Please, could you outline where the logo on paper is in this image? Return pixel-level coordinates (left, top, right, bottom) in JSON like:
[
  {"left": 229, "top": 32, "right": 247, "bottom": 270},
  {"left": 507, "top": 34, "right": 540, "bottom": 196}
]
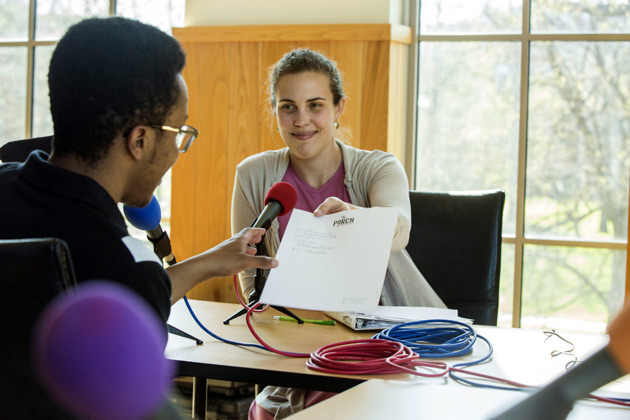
[{"left": 333, "top": 215, "right": 355, "bottom": 227}]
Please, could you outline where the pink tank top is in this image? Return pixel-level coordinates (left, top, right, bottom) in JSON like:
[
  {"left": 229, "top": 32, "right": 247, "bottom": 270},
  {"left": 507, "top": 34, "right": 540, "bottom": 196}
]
[{"left": 278, "top": 162, "right": 351, "bottom": 240}]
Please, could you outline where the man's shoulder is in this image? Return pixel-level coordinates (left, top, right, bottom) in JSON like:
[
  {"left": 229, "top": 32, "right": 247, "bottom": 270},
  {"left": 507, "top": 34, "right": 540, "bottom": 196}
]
[{"left": 0, "top": 161, "right": 20, "bottom": 178}]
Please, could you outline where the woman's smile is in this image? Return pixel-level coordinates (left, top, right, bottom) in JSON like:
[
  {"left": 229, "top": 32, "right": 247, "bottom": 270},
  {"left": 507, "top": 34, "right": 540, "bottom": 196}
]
[{"left": 292, "top": 130, "right": 318, "bottom": 140}]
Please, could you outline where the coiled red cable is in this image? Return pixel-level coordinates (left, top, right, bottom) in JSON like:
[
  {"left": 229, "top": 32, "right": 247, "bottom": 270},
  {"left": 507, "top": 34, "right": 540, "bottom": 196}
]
[{"left": 307, "top": 339, "right": 449, "bottom": 377}]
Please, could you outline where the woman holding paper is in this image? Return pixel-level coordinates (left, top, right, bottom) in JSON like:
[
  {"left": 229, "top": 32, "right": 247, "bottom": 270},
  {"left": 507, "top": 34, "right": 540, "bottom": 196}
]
[
  {"left": 231, "top": 48, "right": 446, "bottom": 420},
  {"left": 232, "top": 48, "right": 444, "bottom": 307}
]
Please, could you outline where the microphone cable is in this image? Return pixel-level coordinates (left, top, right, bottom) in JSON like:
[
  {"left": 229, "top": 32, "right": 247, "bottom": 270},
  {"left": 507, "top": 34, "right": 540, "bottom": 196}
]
[
  {"left": 244, "top": 302, "right": 310, "bottom": 357},
  {"left": 183, "top": 296, "right": 630, "bottom": 408},
  {"left": 372, "top": 320, "right": 539, "bottom": 391},
  {"left": 306, "top": 338, "right": 448, "bottom": 376},
  {"left": 305, "top": 320, "right": 496, "bottom": 380},
  {"left": 372, "top": 319, "right": 479, "bottom": 358},
  {"left": 179, "top": 275, "right": 304, "bottom": 354},
  {"left": 374, "top": 321, "right": 630, "bottom": 407},
  {"left": 184, "top": 286, "right": 517, "bottom": 381},
  {"left": 182, "top": 295, "right": 269, "bottom": 351},
  {"left": 371, "top": 320, "right": 527, "bottom": 390},
  {"left": 233, "top": 274, "right": 268, "bottom": 314},
  {"left": 181, "top": 284, "right": 630, "bottom": 408}
]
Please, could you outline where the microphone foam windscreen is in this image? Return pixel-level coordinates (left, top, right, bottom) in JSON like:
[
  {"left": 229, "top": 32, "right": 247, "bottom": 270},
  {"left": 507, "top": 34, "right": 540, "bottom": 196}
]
[
  {"left": 123, "top": 195, "right": 161, "bottom": 231},
  {"left": 264, "top": 182, "right": 298, "bottom": 216},
  {"left": 32, "top": 281, "right": 173, "bottom": 420}
]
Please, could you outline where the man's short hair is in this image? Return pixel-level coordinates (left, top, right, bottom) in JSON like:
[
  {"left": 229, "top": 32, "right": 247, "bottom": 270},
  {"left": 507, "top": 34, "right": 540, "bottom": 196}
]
[{"left": 48, "top": 17, "right": 186, "bottom": 164}]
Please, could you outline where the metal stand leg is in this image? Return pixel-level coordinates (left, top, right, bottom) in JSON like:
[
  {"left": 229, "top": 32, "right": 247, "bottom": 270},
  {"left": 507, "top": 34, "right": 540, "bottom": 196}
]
[
  {"left": 168, "top": 323, "right": 203, "bottom": 345},
  {"left": 224, "top": 248, "right": 303, "bottom": 325},
  {"left": 223, "top": 299, "right": 303, "bottom": 325}
]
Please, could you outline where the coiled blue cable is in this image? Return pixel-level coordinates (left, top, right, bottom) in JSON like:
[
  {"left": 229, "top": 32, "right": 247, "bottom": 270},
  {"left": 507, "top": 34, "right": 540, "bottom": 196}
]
[
  {"left": 372, "top": 319, "right": 479, "bottom": 358},
  {"left": 371, "top": 319, "right": 526, "bottom": 391}
]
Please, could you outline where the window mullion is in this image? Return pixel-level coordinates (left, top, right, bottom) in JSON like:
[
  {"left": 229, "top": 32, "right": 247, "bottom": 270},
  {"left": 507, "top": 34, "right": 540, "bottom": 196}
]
[
  {"left": 511, "top": 0, "right": 533, "bottom": 328},
  {"left": 24, "top": 0, "right": 37, "bottom": 138}
]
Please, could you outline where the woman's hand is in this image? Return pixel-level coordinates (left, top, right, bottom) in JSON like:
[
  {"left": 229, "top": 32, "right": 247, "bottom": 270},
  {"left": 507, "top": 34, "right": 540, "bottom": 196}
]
[{"left": 313, "top": 197, "right": 359, "bottom": 216}]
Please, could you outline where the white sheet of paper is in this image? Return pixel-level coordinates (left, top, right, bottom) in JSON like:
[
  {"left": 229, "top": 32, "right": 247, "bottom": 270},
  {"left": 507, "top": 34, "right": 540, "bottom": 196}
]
[{"left": 260, "top": 207, "right": 398, "bottom": 311}]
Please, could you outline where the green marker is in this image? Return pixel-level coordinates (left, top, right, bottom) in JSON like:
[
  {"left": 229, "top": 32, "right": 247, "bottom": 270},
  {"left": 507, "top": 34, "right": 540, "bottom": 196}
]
[{"left": 273, "top": 315, "right": 335, "bottom": 326}]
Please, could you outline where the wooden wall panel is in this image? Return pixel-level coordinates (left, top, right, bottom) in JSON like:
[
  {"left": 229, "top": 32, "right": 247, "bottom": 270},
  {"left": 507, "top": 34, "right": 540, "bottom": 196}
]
[
  {"left": 172, "top": 24, "right": 411, "bottom": 302},
  {"left": 176, "top": 24, "right": 411, "bottom": 43},
  {"left": 172, "top": 42, "right": 232, "bottom": 300},
  {"left": 329, "top": 41, "right": 363, "bottom": 148},
  {"left": 360, "top": 41, "right": 391, "bottom": 152}
]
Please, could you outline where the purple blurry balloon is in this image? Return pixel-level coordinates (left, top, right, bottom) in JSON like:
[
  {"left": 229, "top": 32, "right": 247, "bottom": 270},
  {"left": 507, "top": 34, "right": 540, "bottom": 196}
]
[{"left": 32, "top": 281, "right": 173, "bottom": 420}]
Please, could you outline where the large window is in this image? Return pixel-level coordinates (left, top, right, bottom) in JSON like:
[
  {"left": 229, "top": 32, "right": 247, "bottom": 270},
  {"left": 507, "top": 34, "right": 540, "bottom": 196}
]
[
  {"left": 0, "top": 0, "right": 185, "bottom": 230},
  {"left": 413, "top": 0, "right": 630, "bottom": 331}
]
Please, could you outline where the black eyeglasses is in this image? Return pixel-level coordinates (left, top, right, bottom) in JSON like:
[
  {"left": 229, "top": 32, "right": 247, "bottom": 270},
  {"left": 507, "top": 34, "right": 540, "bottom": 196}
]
[{"left": 152, "top": 124, "right": 199, "bottom": 153}]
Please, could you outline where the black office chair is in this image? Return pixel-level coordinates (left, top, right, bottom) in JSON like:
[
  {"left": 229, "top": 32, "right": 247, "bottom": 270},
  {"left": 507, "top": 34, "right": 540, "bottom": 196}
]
[
  {"left": 0, "top": 237, "right": 77, "bottom": 419},
  {"left": 0, "top": 135, "right": 53, "bottom": 162},
  {"left": 406, "top": 190, "right": 505, "bottom": 326}
]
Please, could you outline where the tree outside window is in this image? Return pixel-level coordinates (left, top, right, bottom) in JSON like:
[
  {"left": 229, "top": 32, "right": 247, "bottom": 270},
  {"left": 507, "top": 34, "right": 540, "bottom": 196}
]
[{"left": 416, "top": 0, "right": 629, "bottom": 331}]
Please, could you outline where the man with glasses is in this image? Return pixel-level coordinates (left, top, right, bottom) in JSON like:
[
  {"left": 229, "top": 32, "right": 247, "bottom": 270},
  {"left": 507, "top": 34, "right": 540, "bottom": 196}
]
[
  {"left": 0, "top": 17, "right": 278, "bottom": 328},
  {"left": 1, "top": 17, "right": 279, "bottom": 418}
]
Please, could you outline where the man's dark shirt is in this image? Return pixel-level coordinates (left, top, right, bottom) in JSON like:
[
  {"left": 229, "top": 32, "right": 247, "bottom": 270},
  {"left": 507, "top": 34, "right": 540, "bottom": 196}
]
[
  {"left": 0, "top": 151, "right": 173, "bottom": 419},
  {"left": 0, "top": 151, "right": 172, "bottom": 323}
]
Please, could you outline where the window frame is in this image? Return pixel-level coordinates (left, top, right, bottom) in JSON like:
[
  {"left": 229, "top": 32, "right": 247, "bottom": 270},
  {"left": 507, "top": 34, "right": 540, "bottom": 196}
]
[
  {"left": 0, "top": 0, "right": 180, "bottom": 235},
  {"left": 0, "top": 1, "right": 116, "bottom": 140},
  {"left": 407, "top": 0, "right": 630, "bottom": 328}
]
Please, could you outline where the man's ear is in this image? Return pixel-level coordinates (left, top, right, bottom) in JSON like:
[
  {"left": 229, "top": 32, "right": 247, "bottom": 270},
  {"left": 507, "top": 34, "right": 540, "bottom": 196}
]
[{"left": 125, "top": 126, "right": 151, "bottom": 161}]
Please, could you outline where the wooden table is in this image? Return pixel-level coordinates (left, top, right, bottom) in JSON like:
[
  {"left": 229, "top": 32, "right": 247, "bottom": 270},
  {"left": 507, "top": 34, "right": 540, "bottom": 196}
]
[
  {"left": 165, "top": 299, "right": 629, "bottom": 419},
  {"left": 286, "top": 378, "right": 630, "bottom": 420},
  {"left": 166, "top": 299, "right": 378, "bottom": 418}
]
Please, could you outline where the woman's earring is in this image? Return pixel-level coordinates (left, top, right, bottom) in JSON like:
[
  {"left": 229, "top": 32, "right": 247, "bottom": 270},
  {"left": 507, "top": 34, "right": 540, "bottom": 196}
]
[{"left": 334, "top": 121, "right": 340, "bottom": 129}]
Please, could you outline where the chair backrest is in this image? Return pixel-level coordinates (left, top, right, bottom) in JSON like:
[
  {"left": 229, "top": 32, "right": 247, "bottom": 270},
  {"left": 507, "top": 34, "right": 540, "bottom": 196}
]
[
  {"left": 0, "top": 238, "right": 77, "bottom": 419},
  {"left": 406, "top": 190, "right": 505, "bottom": 326},
  {"left": 0, "top": 135, "right": 53, "bottom": 163}
]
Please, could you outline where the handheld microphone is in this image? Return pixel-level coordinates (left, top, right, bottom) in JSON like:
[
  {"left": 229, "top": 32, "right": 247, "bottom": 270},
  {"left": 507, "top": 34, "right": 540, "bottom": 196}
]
[
  {"left": 488, "top": 302, "right": 630, "bottom": 420},
  {"left": 32, "top": 281, "right": 179, "bottom": 420},
  {"left": 222, "top": 182, "right": 302, "bottom": 324},
  {"left": 123, "top": 197, "right": 204, "bottom": 344},
  {"left": 250, "top": 182, "right": 296, "bottom": 300},
  {"left": 252, "top": 182, "right": 298, "bottom": 230},
  {"left": 123, "top": 196, "right": 176, "bottom": 265}
]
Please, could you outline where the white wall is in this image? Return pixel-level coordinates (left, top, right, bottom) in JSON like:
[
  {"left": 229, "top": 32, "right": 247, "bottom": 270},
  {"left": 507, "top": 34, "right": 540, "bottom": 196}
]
[{"left": 184, "top": 0, "right": 406, "bottom": 26}]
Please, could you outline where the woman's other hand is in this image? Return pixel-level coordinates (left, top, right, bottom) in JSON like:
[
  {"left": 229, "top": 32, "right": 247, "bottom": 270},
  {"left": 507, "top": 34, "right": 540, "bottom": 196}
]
[{"left": 313, "top": 197, "right": 358, "bottom": 216}]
